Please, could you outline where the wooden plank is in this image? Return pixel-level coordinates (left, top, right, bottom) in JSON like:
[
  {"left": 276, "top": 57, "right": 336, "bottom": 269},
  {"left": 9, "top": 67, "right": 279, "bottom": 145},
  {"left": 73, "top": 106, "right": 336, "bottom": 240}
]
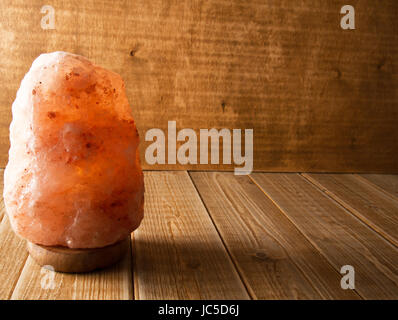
[
  {"left": 250, "top": 173, "right": 398, "bottom": 300},
  {"left": 359, "top": 174, "right": 398, "bottom": 199},
  {"left": 303, "top": 174, "right": 398, "bottom": 247},
  {"left": 190, "top": 172, "right": 360, "bottom": 299},
  {"left": 11, "top": 240, "right": 133, "bottom": 300},
  {"left": 133, "top": 171, "right": 249, "bottom": 299},
  {"left": 0, "top": 215, "right": 28, "bottom": 299},
  {"left": 0, "top": 1, "right": 397, "bottom": 172}
]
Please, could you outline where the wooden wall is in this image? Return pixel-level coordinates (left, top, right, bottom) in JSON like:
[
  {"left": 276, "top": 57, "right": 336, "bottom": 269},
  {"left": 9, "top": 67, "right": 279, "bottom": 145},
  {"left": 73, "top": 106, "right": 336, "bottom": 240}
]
[{"left": 0, "top": 0, "right": 397, "bottom": 172}]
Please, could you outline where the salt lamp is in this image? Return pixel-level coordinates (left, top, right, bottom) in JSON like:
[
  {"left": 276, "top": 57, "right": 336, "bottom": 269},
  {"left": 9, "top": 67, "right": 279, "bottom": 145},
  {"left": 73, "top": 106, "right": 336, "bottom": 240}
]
[{"left": 3, "top": 52, "right": 144, "bottom": 272}]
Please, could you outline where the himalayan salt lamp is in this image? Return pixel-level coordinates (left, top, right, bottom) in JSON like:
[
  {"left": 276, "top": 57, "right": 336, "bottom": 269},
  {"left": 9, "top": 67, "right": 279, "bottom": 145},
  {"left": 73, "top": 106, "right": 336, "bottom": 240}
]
[{"left": 3, "top": 52, "right": 144, "bottom": 272}]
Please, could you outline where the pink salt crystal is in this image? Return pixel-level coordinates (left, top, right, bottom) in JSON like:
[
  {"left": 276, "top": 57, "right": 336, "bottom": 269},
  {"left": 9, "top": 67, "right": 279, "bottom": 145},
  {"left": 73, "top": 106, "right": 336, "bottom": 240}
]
[{"left": 3, "top": 52, "right": 144, "bottom": 248}]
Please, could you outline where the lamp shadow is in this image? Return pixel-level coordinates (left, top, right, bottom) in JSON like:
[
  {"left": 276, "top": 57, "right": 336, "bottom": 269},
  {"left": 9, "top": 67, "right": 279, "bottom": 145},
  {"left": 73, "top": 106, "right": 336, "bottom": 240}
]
[{"left": 129, "top": 237, "right": 250, "bottom": 299}]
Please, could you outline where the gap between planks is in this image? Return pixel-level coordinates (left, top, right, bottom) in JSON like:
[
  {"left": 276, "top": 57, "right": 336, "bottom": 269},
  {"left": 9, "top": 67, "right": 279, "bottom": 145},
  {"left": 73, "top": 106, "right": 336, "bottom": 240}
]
[
  {"left": 132, "top": 171, "right": 250, "bottom": 299},
  {"left": 249, "top": 173, "right": 398, "bottom": 299},
  {"left": 356, "top": 174, "right": 398, "bottom": 200},
  {"left": 3, "top": 171, "right": 249, "bottom": 300},
  {"left": 190, "top": 172, "right": 361, "bottom": 300},
  {"left": 188, "top": 172, "right": 255, "bottom": 299},
  {"left": 11, "top": 240, "right": 133, "bottom": 300},
  {"left": 2, "top": 171, "right": 397, "bottom": 299},
  {"left": 301, "top": 173, "right": 398, "bottom": 248}
]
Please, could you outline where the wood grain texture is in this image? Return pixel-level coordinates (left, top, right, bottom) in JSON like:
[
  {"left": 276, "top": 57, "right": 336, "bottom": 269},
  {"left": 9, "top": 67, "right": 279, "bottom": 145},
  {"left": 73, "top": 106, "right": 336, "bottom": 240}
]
[
  {"left": 0, "top": 169, "right": 29, "bottom": 299},
  {"left": 11, "top": 239, "right": 133, "bottom": 300},
  {"left": 359, "top": 174, "right": 398, "bottom": 199},
  {"left": 0, "top": 215, "right": 28, "bottom": 299},
  {"left": 303, "top": 174, "right": 398, "bottom": 247},
  {"left": 133, "top": 171, "right": 249, "bottom": 299},
  {"left": 190, "top": 172, "right": 360, "bottom": 299},
  {"left": 250, "top": 173, "right": 398, "bottom": 299},
  {"left": 0, "top": 0, "right": 397, "bottom": 172}
]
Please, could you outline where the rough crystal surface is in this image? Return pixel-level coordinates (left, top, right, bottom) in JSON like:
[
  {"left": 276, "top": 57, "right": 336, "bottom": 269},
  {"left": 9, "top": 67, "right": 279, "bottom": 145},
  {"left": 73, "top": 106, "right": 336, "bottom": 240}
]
[{"left": 3, "top": 52, "right": 144, "bottom": 248}]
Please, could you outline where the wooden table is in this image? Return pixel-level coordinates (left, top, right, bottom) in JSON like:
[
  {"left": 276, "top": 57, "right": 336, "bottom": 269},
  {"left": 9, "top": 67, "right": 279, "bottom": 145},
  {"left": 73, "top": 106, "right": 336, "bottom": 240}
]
[{"left": 0, "top": 170, "right": 397, "bottom": 300}]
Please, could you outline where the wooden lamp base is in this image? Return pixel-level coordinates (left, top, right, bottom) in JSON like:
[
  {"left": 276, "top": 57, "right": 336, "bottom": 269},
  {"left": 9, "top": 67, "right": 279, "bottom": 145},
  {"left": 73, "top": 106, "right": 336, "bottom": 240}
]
[{"left": 27, "top": 237, "right": 129, "bottom": 273}]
